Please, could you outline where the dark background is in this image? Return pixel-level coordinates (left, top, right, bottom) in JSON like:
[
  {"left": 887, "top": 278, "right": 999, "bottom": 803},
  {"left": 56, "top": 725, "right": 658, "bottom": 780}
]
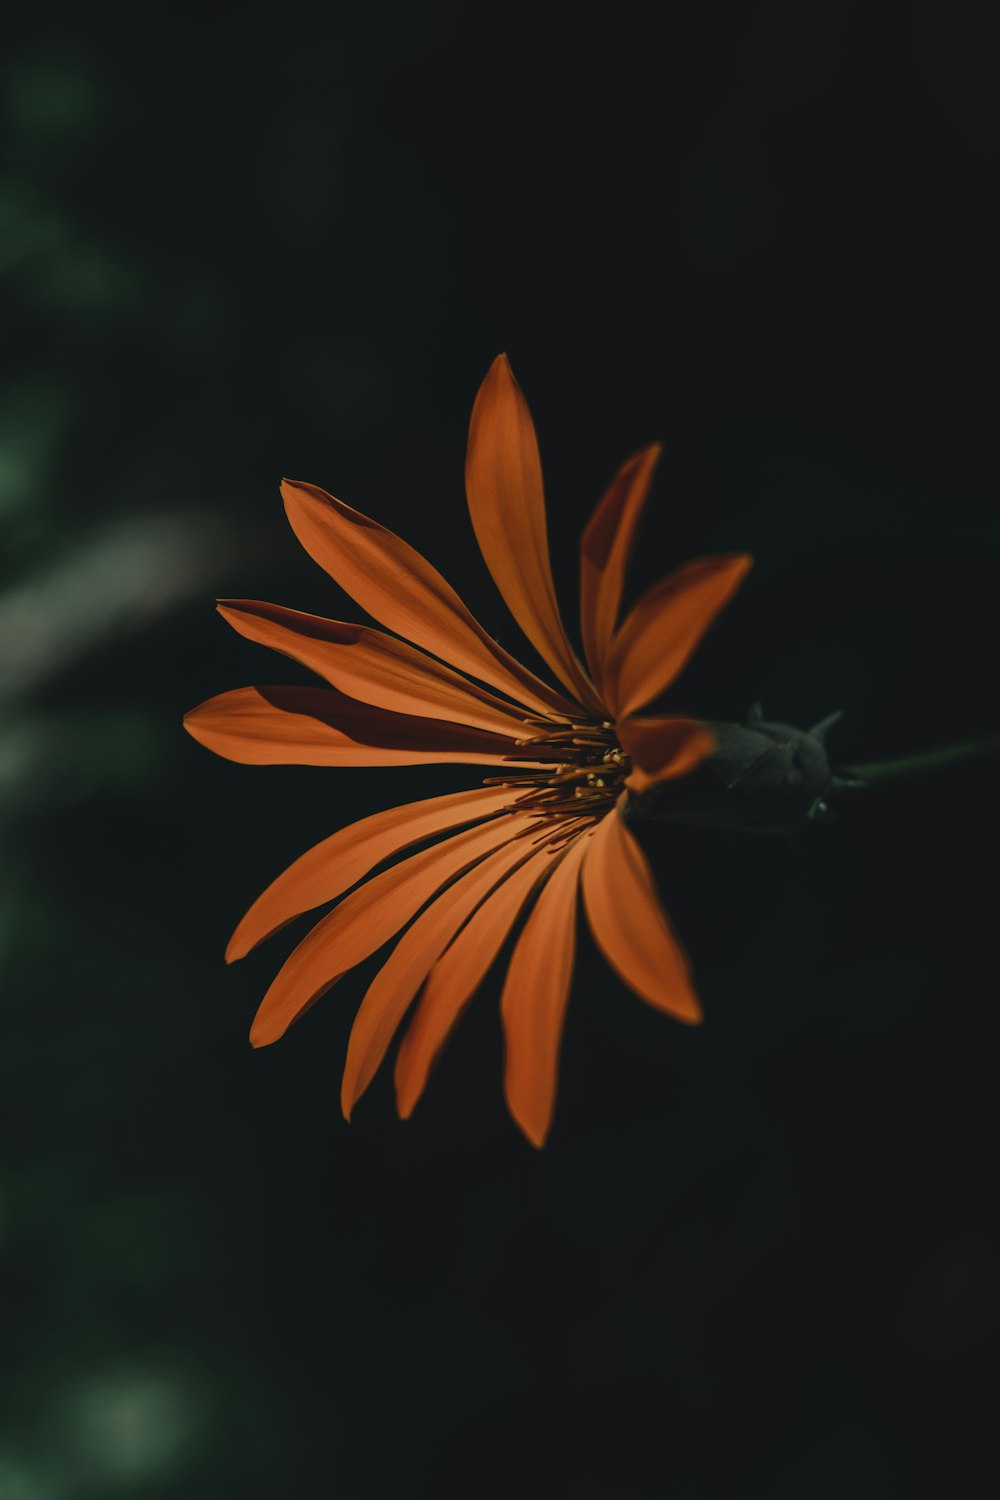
[{"left": 2, "top": 3, "right": 997, "bottom": 1496}]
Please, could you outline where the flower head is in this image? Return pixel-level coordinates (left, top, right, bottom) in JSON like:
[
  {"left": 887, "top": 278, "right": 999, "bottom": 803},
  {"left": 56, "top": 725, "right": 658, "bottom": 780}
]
[{"left": 184, "top": 356, "right": 751, "bottom": 1145}]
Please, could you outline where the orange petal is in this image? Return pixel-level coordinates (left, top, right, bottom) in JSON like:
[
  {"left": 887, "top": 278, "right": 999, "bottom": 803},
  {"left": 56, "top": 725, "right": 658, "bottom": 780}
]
[
  {"left": 281, "top": 479, "right": 577, "bottom": 719},
  {"left": 249, "top": 815, "right": 527, "bottom": 1048},
  {"left": 617, "top": 716, "right": 715, "bottom": 795},
  {"left": 581, "top": 801, "right": 701, "bottom": 1023},
  {"left": 394, "top": 842, "right": 557, "bottom": 1119},
  {"left": 579, "top": 443, "right": 661, "bottom": 693},
  {"left": 183, "top": 686, "right": 550, "bottom": 768},
  {"left": 227, "top": 785, "right": 516, "bottom": 963},
  {"left": 500, "top": 833, "right": 590, "bottom": 1148},
  {"left": 341, "top": 826, "right": 534, "bottom": 1118},
  {"left": 465, "top": 356, "right": 603, "bottom": 714},
  {"left": 603, "top": 554, "right": 752, "bottom": 719},
  {"left": 217, "top": 601, "right": 536, "bottom": 737}
]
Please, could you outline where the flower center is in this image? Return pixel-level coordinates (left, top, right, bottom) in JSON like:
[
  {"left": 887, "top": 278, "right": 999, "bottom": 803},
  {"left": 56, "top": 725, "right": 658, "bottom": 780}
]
[{"left": 483, "top": 716, "right": 631, "bottom": 836}]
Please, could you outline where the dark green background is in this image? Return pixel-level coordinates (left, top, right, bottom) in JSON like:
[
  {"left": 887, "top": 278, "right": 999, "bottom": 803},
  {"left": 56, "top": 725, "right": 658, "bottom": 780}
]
[{"left": 3, "top": 3, "right": 997, "bottom": 1496}]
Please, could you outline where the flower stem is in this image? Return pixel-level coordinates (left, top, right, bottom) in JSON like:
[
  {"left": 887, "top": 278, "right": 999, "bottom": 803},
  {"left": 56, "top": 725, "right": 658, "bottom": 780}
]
[{"left": 838, "top": 732, "right": 1000, "bottom": 788}]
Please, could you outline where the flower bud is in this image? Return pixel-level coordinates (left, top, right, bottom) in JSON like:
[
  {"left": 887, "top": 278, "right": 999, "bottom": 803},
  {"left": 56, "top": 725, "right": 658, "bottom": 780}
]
[{"left": 626, "top": 717, "right": 834, "bottom": 834}]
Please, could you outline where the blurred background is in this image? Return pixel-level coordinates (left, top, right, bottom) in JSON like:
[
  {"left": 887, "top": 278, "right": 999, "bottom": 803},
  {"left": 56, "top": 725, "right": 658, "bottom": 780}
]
[{"left": 2, "top": 3, "right": 998, "bottom": 1495}]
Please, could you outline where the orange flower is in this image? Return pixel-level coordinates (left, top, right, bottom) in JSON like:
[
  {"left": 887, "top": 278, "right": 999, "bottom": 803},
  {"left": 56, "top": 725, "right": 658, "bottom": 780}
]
[{"left": 184, "top": 356, "right": 751, "bottom": 1145}]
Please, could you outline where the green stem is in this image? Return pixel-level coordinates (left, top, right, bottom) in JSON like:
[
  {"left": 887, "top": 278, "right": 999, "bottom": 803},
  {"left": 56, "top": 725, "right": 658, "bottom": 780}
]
[{"left": 839, "top": 732, "right": 1000, "bottom": 787}]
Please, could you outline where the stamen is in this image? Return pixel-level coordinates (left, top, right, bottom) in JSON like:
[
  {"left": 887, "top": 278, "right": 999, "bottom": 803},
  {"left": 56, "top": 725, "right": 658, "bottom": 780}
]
[{"left": 487, "top": 713, "right": 631, "bottom": 830}]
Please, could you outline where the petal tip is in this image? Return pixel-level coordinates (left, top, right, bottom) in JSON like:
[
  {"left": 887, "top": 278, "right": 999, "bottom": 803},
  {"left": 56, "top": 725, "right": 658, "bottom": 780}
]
[
  {"left": 341, "top": 1066, "right": 357, "bottom": 1122},
  {"left": 484, "top": 351, "right": 517, "bottom": 393},
  {"left": 503, "top": 1086, "right": 547, "bottom": 1146},
  {"left": 249, "top": 1007, "right": 282, "bottom": 1048},
  {"left": 516, "top": 1117, "right": 548, "bottom": 1149},
  {"left": 280, "top": 477, "right": 312, "bottom": 511}
]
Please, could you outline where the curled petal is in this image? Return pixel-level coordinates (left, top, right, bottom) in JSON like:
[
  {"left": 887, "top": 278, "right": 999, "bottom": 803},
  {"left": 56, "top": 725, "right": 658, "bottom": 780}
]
[
  {"left": 466, "top": 356, "right": 602, "bottom": 714},
  {"left": 581, "top": 801, "right": 701, "bottom": 1023},
  {"left": 617, "top": 716, "right": 714, "bottom": 795},
  {"left": 395, "top": 842, "right": 557, "bottom": 1119},
  {"left": 250, "top": 816, "right": 527, "bottom": 1048},
  {"left": 579, "top": 443, "right": 661, "bottom": 693},
  {"left": 603, "top": 554, "right": 752, "bottom": 719},
  {"left": 501, "top": 833, "right": 590, "bottom": 1148},
  {"left": 217, "top": 601, "right": 533, "bottom": 737},
  {"left": 227, "top": 786, "right": 515, "bottom": 963},
  {"left": 281, "top": 479, "right": 576, "bottom": 718},
  {"left": 341, "top": 828, "right": 534, "bottom": 1118},
  {"left": 183, "top": 686, "right": 550, "bottom": 768}
]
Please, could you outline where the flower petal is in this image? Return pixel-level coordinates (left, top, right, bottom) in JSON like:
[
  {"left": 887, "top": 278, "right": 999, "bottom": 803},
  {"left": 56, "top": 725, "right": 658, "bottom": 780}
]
[
  {"left": 249, "top": 816, "right": 526, "bottom": 1048},
  {"left": 603, "top": 554, "right": 753, "bottom": 719},
  {"left": 183, "top": 686, "right": 549, "bottom": 768},
  {"left": 227, "top": 786, "right": 515, "bottom": 963},
  {"left": 617, "top": 716, "right": 715, "bottom": 795},
  {"left": 217, "top": 600, "right": 533, "bottom": 737},
  {"left": 465, "top": 356, "right": 603, "bottom": 714},
  {"left": 281, "top": 479, "right": 577, "bottom": 718},
  {"left": 500, "top": 832, "right": 590, "bottom": 1148},
  {"left": 579, "top": 443, "right": 661, "bottom": 693},
  {"left": 581, "top": 801, "right": 701, "bottom": 1023},
  {"left": 341, "top": 826, "right": 534, "bottom": 1119},
  {"left": 394, "top": 842, "right": 557, "bottom": 1119}
]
